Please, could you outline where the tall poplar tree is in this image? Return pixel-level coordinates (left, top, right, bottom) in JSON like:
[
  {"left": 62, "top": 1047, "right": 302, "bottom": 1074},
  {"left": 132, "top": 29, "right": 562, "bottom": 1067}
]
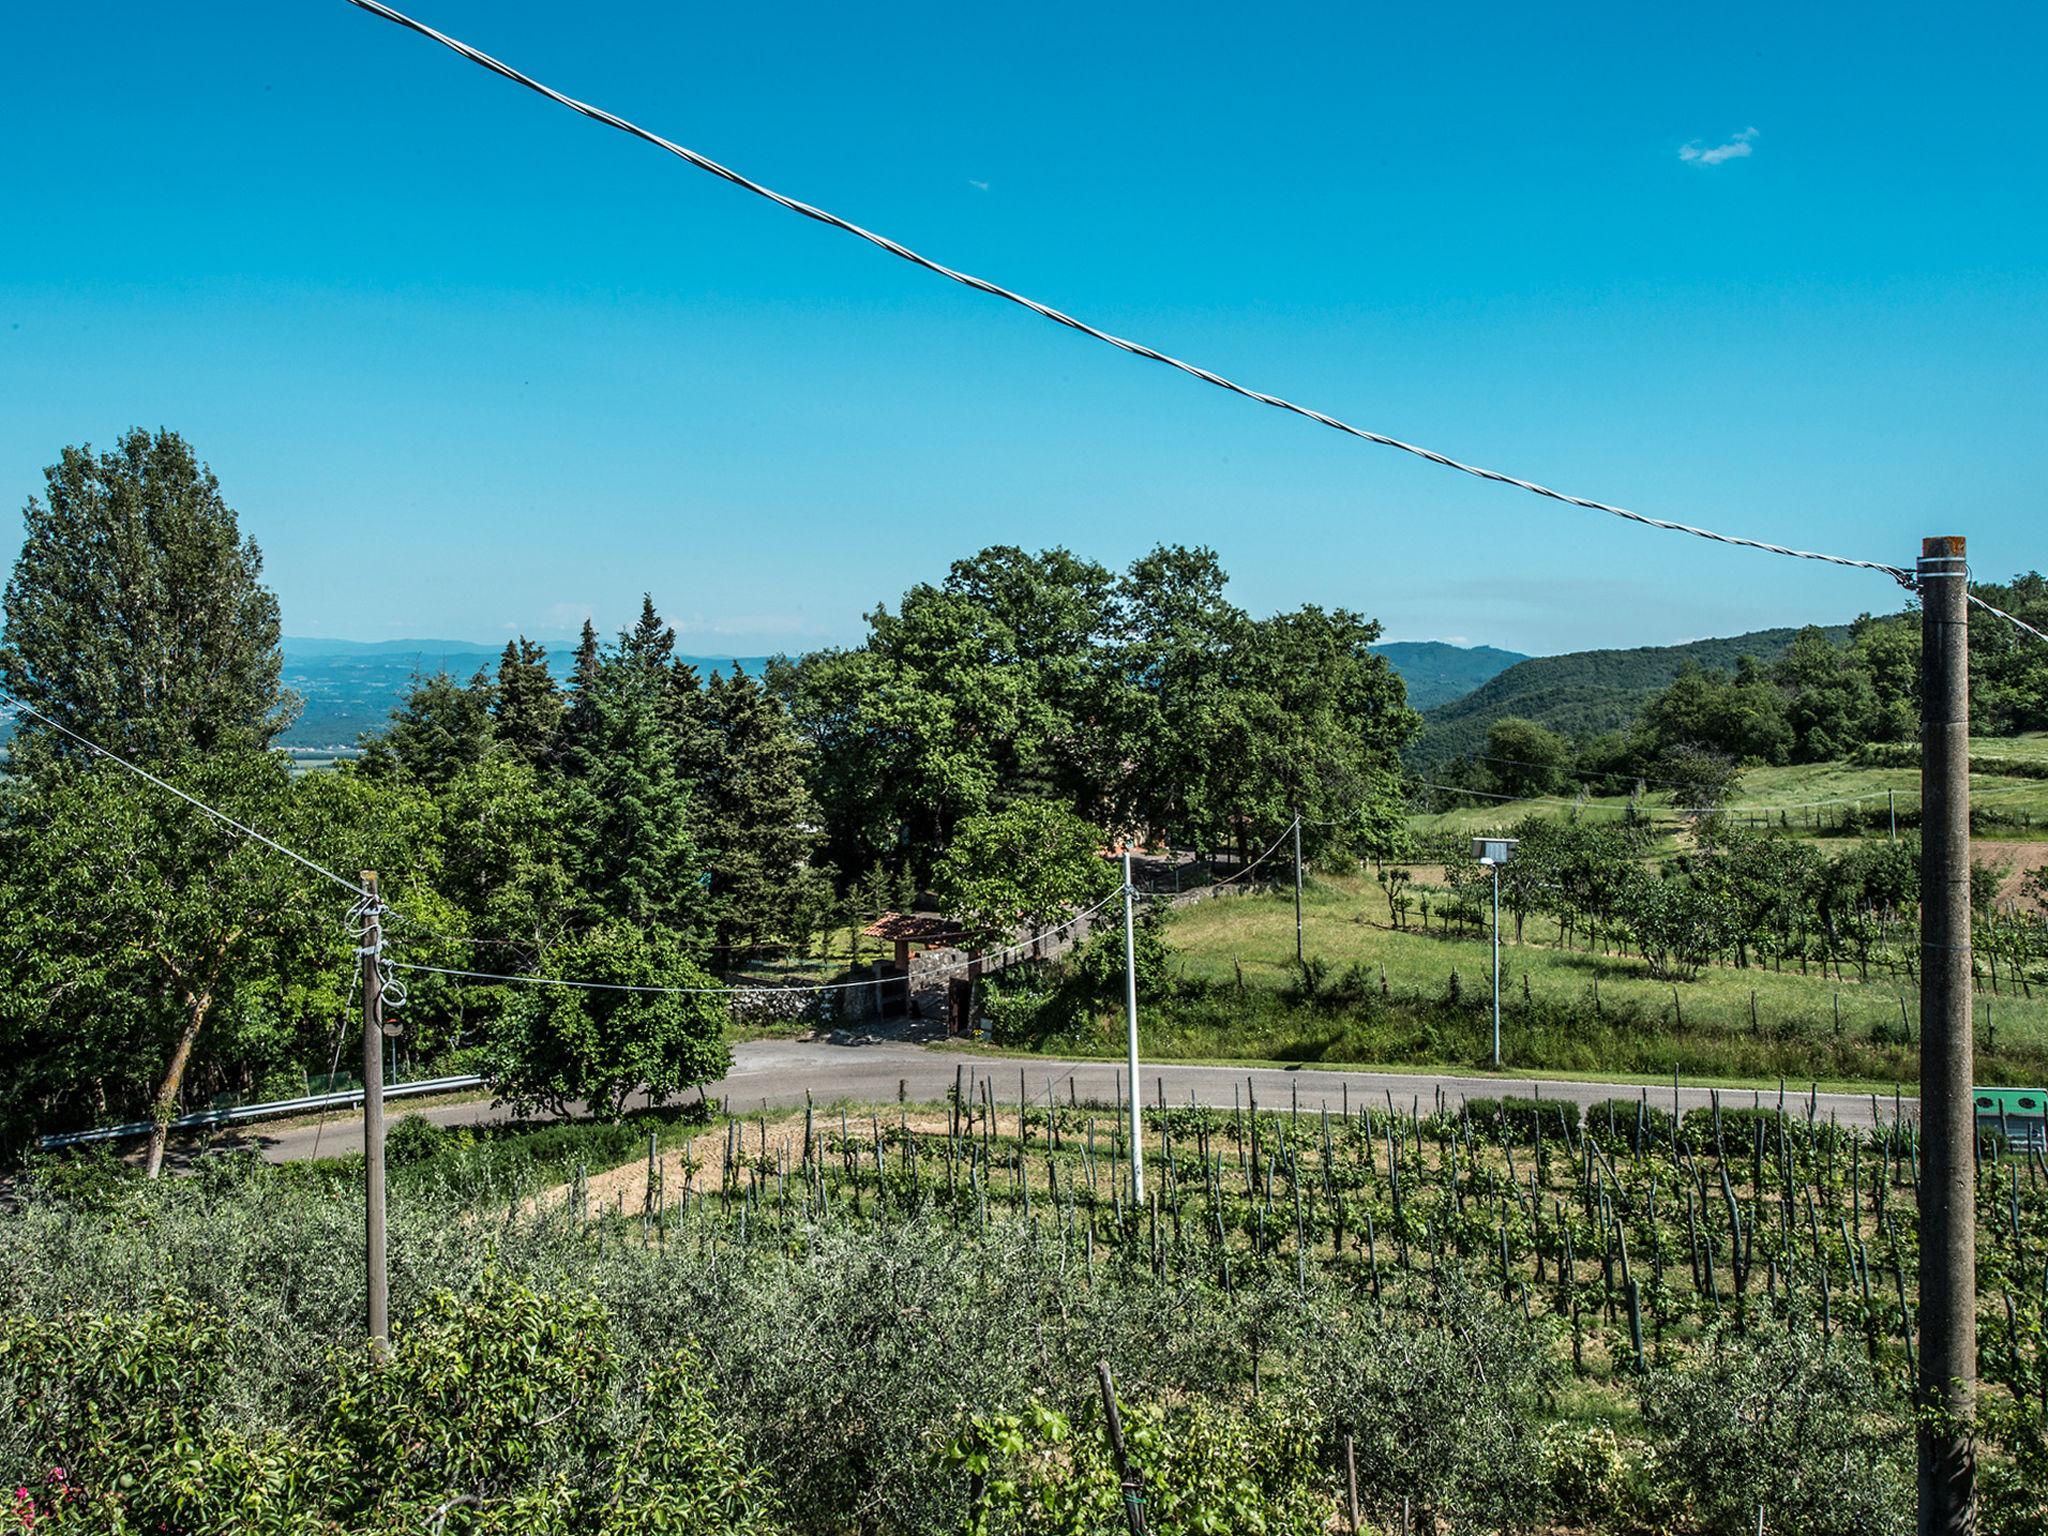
[{"left": 1, "top": 428, "right": 296, "bottom": 775}]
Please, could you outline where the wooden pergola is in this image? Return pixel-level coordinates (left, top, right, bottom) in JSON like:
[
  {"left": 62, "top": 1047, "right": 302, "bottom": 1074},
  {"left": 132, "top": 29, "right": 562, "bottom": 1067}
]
[{"left": 859, "top": 911, "right": 970, "bottom": 971}]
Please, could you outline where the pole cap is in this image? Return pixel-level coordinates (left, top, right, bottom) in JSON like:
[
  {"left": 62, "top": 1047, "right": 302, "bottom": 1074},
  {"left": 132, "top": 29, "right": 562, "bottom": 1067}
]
[{"left": 1920, "top": 536, "right": 1965, "bottom": 559}]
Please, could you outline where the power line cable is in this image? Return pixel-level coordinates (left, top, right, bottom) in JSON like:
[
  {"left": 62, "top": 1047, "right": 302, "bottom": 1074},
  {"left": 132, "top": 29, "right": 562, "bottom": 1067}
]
[
  {"left": 0, "top": 687, "right": 375, "bottom": 902},
  {"left": 1968, "top": 592, "right": 2048, "bottom": 648},
  {"left": 1449, "top": 752, "right": 1704, "bottom": 792},
  {"left": 388, "top": 886, "right": 1128, "bottom": 997},
  {"left": 1404, "top": 776, "right": 2024, "bottom": 816},
  {"left": 342, "top": 0, "right": 1917, "bottom": 590}
]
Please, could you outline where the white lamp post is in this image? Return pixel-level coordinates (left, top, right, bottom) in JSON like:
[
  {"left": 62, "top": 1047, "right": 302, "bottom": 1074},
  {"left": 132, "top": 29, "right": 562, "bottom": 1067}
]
[{"left": 1472, "top": 837, "right": 1517, "bottom": 1069}]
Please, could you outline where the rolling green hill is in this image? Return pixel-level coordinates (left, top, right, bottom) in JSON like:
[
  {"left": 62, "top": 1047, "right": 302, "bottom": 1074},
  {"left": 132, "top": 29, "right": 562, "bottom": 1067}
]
[
  {"left": 1408, "top": 625, "right": 1850, "bottom": 765},
  {"left": 1370, "top": 640, "right": 1528, "bottom": 711}
]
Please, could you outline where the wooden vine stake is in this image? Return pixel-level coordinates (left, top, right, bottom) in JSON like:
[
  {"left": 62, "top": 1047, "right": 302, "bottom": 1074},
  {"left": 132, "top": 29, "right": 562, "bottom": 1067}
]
[{"left": 1096, "top": 1360, "right": 1147, "bottom": 1536}]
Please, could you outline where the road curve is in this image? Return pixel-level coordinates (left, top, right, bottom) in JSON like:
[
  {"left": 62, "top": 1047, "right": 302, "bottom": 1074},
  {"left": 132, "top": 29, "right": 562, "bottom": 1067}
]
[{"left": 242, "top": 1038, "right": 1918, "bottom": 1164}]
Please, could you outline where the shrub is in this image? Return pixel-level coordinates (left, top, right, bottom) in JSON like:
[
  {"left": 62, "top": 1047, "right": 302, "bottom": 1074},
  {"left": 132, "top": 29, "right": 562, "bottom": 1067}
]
[
  {"left": 384, "top": 1110, "right": 453, "bottom": 1166},
  {"left": 1461, "top": 1096, "right": 1550, "bottom": 1139},
  {"left": 327, "top": 1267, "right": 616, "bottom": 1521},
  {"left": 977, "top": 969, "right": 1074, "bottom": 1047},
  {"left": 1, "top": 1269, "right": 781, "bottom": 1536},
  {"left": 1540, "top": 1420, "right": 1657, "bottom": 1533},
  {"left": 1305, "top": 1275, "right": 1555, "bottom": 1534},
  {"left": 945, "top": 1389, "right": 1332, "bottom": 1536},
  {"left": 1582, "top": 1097, "right": 1674, "bottom": 1154},
  {"left": 1638, "top": 1326, "right": 1912, "bottom": 1536},
  {"left": 0, "top": 1295, "right": 338, "bottom": 1535}
]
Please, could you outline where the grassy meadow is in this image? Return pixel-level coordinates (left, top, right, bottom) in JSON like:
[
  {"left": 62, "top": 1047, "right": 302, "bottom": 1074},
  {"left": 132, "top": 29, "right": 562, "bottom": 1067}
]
[
  {"left": 1409, "top": 736, "right": 2048, "bottom": 846},
  {"left": 1068, "top": 876, "right": 2045, "bottom": 1090}
]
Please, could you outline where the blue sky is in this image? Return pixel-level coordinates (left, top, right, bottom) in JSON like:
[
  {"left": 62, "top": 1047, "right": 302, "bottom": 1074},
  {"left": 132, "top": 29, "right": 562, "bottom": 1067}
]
[{"left": 3, "top": 0, "right": 2042, "bottom": 657}]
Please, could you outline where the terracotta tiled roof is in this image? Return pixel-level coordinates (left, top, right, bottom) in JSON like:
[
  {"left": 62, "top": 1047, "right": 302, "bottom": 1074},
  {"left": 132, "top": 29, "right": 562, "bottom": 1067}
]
[{"left": 859, "top": 911, "right": 969, "bottom": 944}]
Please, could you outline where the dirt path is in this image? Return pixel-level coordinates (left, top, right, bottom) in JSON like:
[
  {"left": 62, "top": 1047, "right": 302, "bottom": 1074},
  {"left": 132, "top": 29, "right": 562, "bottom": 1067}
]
[
  {"left": 547, "top": 1107, "right": 959, "bottom": 1216},
  {"left": 1983, "top": 841, "right": 2048, "bottom": 912}
]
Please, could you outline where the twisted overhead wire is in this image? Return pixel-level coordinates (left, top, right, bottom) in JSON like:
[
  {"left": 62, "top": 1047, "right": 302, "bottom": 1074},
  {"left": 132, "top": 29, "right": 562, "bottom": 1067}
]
[
  {"left": 342, "top": 0, "right": 1915, "bottom": 589},
  {"left": 1969, "top": 592, "right": 2048, "bottom": 648},
  {"left": 348, "top": 893, "right": 410, "bottom": 1012}
]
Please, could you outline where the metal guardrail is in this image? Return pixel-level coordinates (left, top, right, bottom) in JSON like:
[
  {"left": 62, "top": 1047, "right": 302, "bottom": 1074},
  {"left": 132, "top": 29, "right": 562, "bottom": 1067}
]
[{"left": 36, "top": 1074, "right": 487, "bottom": 1151}]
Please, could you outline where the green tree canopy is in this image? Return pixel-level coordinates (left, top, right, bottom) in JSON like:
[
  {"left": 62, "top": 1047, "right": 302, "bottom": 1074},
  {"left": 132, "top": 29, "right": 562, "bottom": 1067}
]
[
  {"left": 557, "top": 599, "right": 705, "bottom": 935},
  {"left": 1639, "top": 660, "right": 1792, "bottom": 767},
  {"left": 933, "top": 799, "right": 1118, "bottom": 951},
  {"left": 1, "top": 428, "right": 296, "bottom": 775},
  {"left": 0, "top": 754, "right": 447, "bottom": 1170},
  {"left": 355, "top": 668, "right": 494, "bottom": 789},
  {"left": 776, "top": 544, "right": 1419, "bottom": 879},
  {"left": 1483, "top": 717, "right": 1572, "bottom": 799},
  {"left": 491, "top": 636, "right": 562, "bottom": 764},
  {"left": 483, "top": 925, "right": 730, "bottom": 1120},
  {"left": 697, "top": 666, "right": 831, "bottom": 957}
]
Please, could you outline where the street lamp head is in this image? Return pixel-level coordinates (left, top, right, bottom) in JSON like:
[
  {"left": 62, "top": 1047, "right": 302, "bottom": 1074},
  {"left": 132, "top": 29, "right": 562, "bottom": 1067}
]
[{"left": 1472, "top": 836, "right": 1518, "bottom": 866}]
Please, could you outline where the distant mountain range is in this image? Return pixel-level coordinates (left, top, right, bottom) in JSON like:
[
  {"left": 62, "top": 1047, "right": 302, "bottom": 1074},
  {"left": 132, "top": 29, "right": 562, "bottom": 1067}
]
[
  {"left": 7, "top": 629, "right": 1845, "bottom": 760},
  {"left": 279, "top": 637, "right": 769, "bottom": 749},
  {"left": 1370, "top": 641, "right": 1529, "bottom": 712},
  {"left": 277, "top": 635, "right": 1529, "bottom": 751},
  {"left": 1407, "top": 625, "right": 1851, "bottom": 766}
]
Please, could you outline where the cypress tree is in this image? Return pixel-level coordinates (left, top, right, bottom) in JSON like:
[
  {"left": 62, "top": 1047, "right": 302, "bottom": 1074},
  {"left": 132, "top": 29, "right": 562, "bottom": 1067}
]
[
  {"left": 492, "top": 636, "right": 561, "bottom": 764},
  {"left": 700, "top": 666, "right": 830, "bottom": 956},
  {"left": 558, "top": 598, "right": 706, "bottom": 936},
  {"left": 356, "top": 669, "right": 494, "bottom": 789}
]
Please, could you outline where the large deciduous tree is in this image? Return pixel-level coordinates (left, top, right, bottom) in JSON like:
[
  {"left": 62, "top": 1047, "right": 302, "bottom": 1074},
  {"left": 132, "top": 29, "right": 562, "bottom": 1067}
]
[
  {"left": 4, "top": 755, "right": 310, "bottom": 1173},
  {"left": 933, "top": 800, "right": 1117, "bottom": 952},
  {"left": 1, "top": 428, "right": 296, "bottom": 774},
  {"left": 483, "top": 925, "right": 729, "bottom": 1120},
  {"left": 0, "top": 755, "right": 452, "bottom": 1166},
  {"left": 1484, "top": 717, "right": 1572, "bottom": 799}
]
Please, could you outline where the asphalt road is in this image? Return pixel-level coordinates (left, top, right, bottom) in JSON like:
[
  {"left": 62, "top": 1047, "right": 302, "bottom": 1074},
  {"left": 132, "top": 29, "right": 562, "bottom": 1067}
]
[{"left": 241, "top": 1038, "right": 1918, "bottom": 1163}]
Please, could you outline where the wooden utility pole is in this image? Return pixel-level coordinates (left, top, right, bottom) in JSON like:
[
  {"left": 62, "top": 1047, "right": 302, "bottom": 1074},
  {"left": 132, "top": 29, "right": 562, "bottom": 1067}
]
[
  {"left": 360, "top": 871, "right": 389, "bottom": 1356},
  {"left": 1915, "top": 536, "right": 1974, "bottom": 1533}
]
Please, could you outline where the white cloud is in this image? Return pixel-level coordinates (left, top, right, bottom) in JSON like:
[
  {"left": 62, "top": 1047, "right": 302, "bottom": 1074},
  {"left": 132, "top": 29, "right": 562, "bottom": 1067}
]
[
  {"left": 967, "top": 178, "right": 990, "bottom": 192},
  {"left": 1679, "top": 126, "right": 1758, "bottom": 166}
]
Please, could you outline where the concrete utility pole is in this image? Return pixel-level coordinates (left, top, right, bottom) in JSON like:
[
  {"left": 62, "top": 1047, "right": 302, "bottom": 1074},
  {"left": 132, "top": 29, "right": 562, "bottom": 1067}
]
[
  {"left": 1122, "top": 850, "right": 1145, "bottom": 1204},
  {"left": 1292, "top": 814, "right": 1305, "bottom": 967},
  {"left": 1489, "top": 858, "right": 1503, "bottom": 1070},
  {"left": 1472, "top": 837, "right": 1515, "bottom": 1070},
  {"left": 359, "top": 871, "right": 389, "bottom": 1356},
  {"left": 1915, "top": 536, "right": 1974, "bottom": 1534}
]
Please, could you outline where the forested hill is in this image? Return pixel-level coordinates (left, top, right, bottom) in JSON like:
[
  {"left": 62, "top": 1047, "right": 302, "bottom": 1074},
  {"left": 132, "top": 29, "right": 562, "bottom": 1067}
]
[
  {"left": 1369, "top": 641, "right": 1528, "bottom": 711},
  {"left": 1408, "top": 625, "right": 1850, "bottom": 765},
  {"left": 278, "top": 637, "right": 769, "bottom": 748}
]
